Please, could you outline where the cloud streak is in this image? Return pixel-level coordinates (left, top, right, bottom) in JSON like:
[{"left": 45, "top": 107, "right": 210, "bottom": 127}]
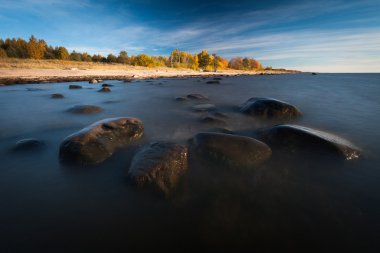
[{"left": 0, "top": 0, "right": 379, "bottom": 72}]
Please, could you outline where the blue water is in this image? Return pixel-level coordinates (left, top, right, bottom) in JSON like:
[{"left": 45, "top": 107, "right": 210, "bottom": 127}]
[{"left": 0, "top": 74, "right": 379, "bottom": 252}]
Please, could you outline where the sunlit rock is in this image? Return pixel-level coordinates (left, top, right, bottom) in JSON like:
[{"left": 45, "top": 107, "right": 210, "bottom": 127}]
[
  {"left": 257, "top": 124, "right": 361, "bottom": 160},
  {"left": 59, "top": 117, "right": 144, "bottom": 165}
]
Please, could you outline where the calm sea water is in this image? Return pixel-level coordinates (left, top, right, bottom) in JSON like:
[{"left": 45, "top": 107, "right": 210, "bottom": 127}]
[{"left": 0, "top": 74, "right": 379, "bottom": 252}]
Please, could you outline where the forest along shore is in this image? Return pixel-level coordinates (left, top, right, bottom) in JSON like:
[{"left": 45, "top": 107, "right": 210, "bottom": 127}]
[{"left": 0, "top": 67, "right": 299, "bottom": 85}]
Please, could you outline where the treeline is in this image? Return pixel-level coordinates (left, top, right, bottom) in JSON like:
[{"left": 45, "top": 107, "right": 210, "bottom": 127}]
[{"left": 0, "top": 35, "right": 264, "bottom": 71}]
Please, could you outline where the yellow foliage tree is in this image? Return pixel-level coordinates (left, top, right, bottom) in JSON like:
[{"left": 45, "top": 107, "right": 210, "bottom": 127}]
[{"left": 27, "top": 35, "right": 46, "bottom": 59}]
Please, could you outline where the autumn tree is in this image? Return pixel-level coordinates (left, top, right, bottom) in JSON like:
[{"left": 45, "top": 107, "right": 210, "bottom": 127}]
[
  {"left": 92, "top": 54, "right": 103, "bottom": 62},
  {"left": 70, "top": 51, "right": 82, "bottom": 61},
  {"left": 55, "top": 46, "right": 69, "bottom": 60},
  {"left": 197, "top": 50, "right": 212, "bottom": 70},
  {"left": 107, "top": 53, "right": 117, "bottom": 63},
  {"left": 228, "top": 57, "right": 244, "bottom": 70},
  {"left": 191, "top": 54, "right": 199, "bottom": 70},
  {"left": 132, "top": 54, "right": 154, "bottom": 67},
  {"left": 0, "top": 48, "right": 7, "bottom": 58},
  {"left": 249, "top": 58, "right": 262, "bottom": 70},
  {"left": 27, "top": 35, "right": 47, "bottom": 59},
  {"left": 81, "top": 52, "right": 92, "bottom": 62},
  {"left": 117, "top": 50, "right": 129, "bottom": 64}
]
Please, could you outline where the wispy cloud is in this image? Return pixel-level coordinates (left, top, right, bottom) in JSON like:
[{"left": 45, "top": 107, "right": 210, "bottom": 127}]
[{"left": 1, "top": 0, "right": 379, "bottom": 72}]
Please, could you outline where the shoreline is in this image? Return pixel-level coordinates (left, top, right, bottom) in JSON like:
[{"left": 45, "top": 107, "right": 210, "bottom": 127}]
[{"left": 0, "top": 67, "right": 300, "bottom": 85}]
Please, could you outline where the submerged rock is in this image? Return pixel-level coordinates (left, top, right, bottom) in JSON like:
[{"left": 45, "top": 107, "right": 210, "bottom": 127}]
[
  {"left": 11, "top": 138, "right": 45, "bottom": 152},
  {"left": 200, "top": 116, "right": 227, "bottom": 125},
  {"left": 257, "top": 124, "right": 361, "bottom": 160},
  {"left": 190, "top": 132, "right": 272, "bottom": 168},
  {"left": 240, "top": 97, "right": 301, "bottom": 120},
  {"left": 89, "top": 79, "right": 98, "bottom": 84},
  {"left": 67, "top": 105, "right": 103, "bottom": 114},
  {"left": 127, "top": 142, "right": 188, "bottom": 196},
  {"left": 213, "top": 112, "right": 228, "bottom": 118},
  {"left": 206, "top": 80, "right": 220, "bottom": 84},
  {"left": 187, "top": 94, "right": 208, "bottom": 100},
  {"left": 192, "top": 103, "right": 216, "bottom": 112},
  {"left": 102, "top": 83, "right": 114, "bottom": 87},
  {"left": 59, "top": 117, "right": 144, "bottom": 165},
  {"left": 98, "top": 87, "right": 111, "bottom": 92},
  {"left": 51, "top": 93, "right": 64, "bottom": 99},
  {"left": 26, "top": 87, "right": 45, "bottom": 91},
  {"left": 204, "top": 127, "right": 233, "bottom": 134},
  {"left": 175, "top": 96, "right": 188, "bottom": 101},
  {"left": 69, "top": 85, "right": 82, "bottom": 89}
]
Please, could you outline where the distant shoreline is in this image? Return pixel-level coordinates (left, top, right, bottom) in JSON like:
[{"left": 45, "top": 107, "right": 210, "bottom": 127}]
[{"left": 0, "top": 66, "right": 300, "bottom": 86}]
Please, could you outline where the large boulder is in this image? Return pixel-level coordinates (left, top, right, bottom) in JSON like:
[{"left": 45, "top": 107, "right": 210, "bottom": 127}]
[
  {"left": 257, "top": 125, "right": 361, "bottom": 160},
  {"left": 59, "top": 117, "right": 144, "bottom": 165},
  {"left": 67, "top": 105, "right": 103, "bottom": 114},
  {"left": 190, "top": 132, "right": 272, "bottom": 168},
  {"left": 127, "top": 142, "right": 188, "bottom": 196},
  {"left": 240, "top": 97, "right": 301, "bottom": 120}
]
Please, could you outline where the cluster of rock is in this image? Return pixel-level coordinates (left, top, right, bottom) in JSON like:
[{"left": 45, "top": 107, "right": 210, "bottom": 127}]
[{"left": 12, "top": 77, "right": 362, "bottom": 199}]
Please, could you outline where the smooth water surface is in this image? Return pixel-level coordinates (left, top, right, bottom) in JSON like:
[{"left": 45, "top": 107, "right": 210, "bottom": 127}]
[{"left": 0, "top": 74, "right": 379, "bottom": 252}]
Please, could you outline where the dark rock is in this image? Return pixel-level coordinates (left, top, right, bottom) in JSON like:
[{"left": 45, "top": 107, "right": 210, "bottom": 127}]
[
  {"left": 123, "top": 79, "right": 133, "bottom": 83},
  {"left": 187, "top": 94, "right": 208, "bottom": 100},
  {"left": 190, "top": 132, "right": 272, "bottom": 168},
  {"left": 51, "top": 93, "right": 64, "bottom": 99},
  {"left": 312, "top": 73, "right": 317, "bottom": 75},
  {"left": 11, "top": 138, "right": 45, "bottom": 152},
  {"left": 204, "top": 128, "right": 233, "bottom": 134},
  {"left": 175, "top": 96, "right": 188, "bottom": 101},
  {"left": 67, "top": 105, "right": 103, "bottom": 114},
  {"left": 192, "top": 103, "right": 216, "bottom": 112},
  {"left": 213, "top": 112, "right": 228, "bottom": 118},
  {"left": 59, "top": 117, "right": 144, "bottom": 165},
  {"left": 89, "top": 79, "right": 98, "bottom": 84},
  {"left": 102, "top": 83, "right": 114, "bottom": 87},
  {"left": 240, "top": 97, "right": 301, "bottom": 120},
  {"left": 206, "top": 80, "right": 220, "bottom": 84},
  {"left": 98, "top": 87, "right": 111, "bottom": 92},
  {"left": 257, "top": 124, "right": 361, "bottom": 160},
  {"left": 127, "top": 142, "right": 188, "bottom": 196},
  {"left": 69, "top": 85, "right": 82, "bottom": 89},
  {"left": 200, "top": 116, "right": 226, "bottom": 125},
  {"left": 26, "top": 87, "right": 45, "bottom": 91},
  {"left": 213, "top": 77, "right": 222, "bottom": 80}
]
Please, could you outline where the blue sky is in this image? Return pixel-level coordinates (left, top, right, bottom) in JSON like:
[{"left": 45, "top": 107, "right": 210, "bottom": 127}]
[{"left": 0, "top": 0, "right": 380, "bottom": 72}]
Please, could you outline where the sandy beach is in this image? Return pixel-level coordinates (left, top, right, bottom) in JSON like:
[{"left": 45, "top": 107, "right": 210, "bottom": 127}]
[{"left": 0, "top": 59, "right": 299, "bottom": 85}]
